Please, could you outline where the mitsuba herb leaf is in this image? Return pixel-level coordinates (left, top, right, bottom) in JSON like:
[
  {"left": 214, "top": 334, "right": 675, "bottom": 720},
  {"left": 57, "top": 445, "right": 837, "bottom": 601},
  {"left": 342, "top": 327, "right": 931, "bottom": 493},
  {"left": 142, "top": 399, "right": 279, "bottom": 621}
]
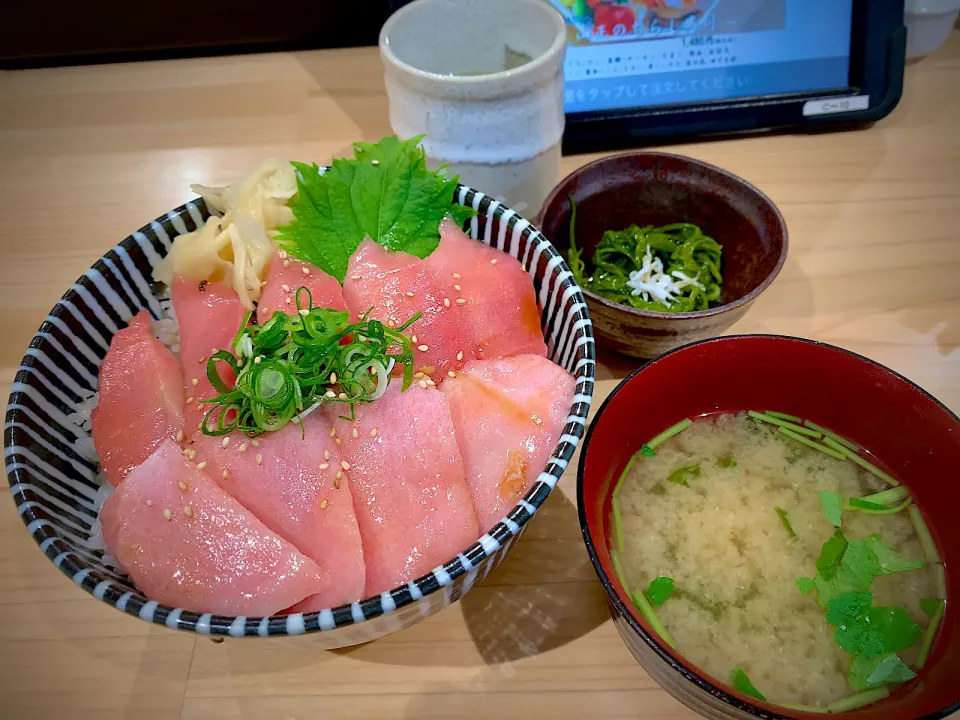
[
  {"left": 826, "top": 593, "right": 922, "bottom": 659},
  {"left": 275, "top": 136, "right": 476, "bottom": 283},
  {"left": 819, "top": 489, "right": 843, "bottom": 528},
  {"left": 864, "top": 534, "right": 925, "bottom": 575},
  {"left": 796, "top": 577, "right": 816, "bottom": 595},
  {"left": 730, "top": 667, "right": 766, "bottom": 701},
  {"left": 646, "top": 576, "right": 675, "bottom": 607},
  {"left": 667, "top": 464, "right": 701, "bottom": 486},
  {"left": 804, "top": 531, "right": 881, "bottom": 607},
  {"left": 848, "top": 652, "right": 916, "bottom": 691}
]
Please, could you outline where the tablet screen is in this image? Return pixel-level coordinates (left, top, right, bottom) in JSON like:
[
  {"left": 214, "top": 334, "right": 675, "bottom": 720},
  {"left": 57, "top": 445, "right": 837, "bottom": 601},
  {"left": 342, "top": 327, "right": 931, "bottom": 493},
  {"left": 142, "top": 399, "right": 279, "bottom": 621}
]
[{"left": 550, "top": 0, "right": 854, "bottom": 114}]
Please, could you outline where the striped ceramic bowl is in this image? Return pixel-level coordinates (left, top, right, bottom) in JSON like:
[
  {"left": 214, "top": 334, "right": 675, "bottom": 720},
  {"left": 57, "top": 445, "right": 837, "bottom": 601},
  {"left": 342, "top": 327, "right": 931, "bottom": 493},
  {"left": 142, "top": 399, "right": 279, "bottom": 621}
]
[{"left": 5, "top": 186, "right": 595, "bottom": 645}]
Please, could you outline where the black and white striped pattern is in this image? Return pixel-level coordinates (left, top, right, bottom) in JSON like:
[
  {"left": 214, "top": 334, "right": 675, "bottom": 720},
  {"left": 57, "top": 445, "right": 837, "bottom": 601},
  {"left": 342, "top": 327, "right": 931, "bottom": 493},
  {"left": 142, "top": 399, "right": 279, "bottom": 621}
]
[{"left": 5, "top": 186, "right": 595, "bottom": 645}]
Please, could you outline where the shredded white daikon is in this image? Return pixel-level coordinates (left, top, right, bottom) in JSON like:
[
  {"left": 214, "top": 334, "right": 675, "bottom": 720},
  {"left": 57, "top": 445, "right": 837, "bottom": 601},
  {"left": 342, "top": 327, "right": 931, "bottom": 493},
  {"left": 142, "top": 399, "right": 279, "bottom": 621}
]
[
  {"left": 154, "top": 159, "right": 297, "bottom": 308},
  {"left": 625, "top": 245, "right": 705, "bottom": 307}
]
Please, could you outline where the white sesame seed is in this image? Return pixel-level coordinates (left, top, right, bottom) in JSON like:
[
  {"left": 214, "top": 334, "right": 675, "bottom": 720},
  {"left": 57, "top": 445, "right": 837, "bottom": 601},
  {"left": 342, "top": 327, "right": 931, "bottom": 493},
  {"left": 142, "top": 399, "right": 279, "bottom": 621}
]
[
  {"left": 443, "top": 298, "right": 451, "bottom": 307},
  {"left": 334, "top": 476, "right": 341, "bottom": 489},
  {"left": 185, "top": 397, "right": 194, "bottom": 404},
  {"left": 325, "top": 389, "right": 336, "bottom": 398},
  {"left": 490, "top": 259, "right": 498, "bottom": 265},
  {"left": 299, "top": 308, "right": 309, "bottom": 316},
  {"left": 350, "top": 274, "right": 362, "bottom": 281},
  {"left": 330, "top": 427, "right": 336, "bottom": 438},
  {"left": 336, "top": 470, "right": 343, "bottom": 480},
  {"left": 221, "top": 437, "right": 230, "bottom": 448},
  {"left": 352, "top": 427, "right": 359, "bottom": 438},
  {"left": 252, "top": 439, "right": 260, "bottom": 447},
  {"left": 283, "top": 260, "right": 291, "bottom": 268},
  {"left": 370, "top": 427, "right": 378, "bottom": 438},
  {"left": 324, "top": 450, "right": 331, "bottom": 460},
  {"left": 387, "top": 319, "right": 396, "bottom": 328},
  {"left": 453, "top": 284, "right": 461, "bottom": 291},
  {"left": 341, "top": 460, "right": 351, "bottom": 470},
  {"left": 426, "top": 378, "right": 436, "bottom": 387},
  {"left": 371, "top": 159, "right": 380, "bottom": 166},
  {"left": 330, "top": 372, "right": 338, "bottom": 384},
  {"left": 319, "top": 463, "right": 330, "bottom": 470},
  {"left": 238, "top": 443, "right": 248, "bottom": 453},
  {"left": 302, "top": 266, "right": 311, "bottom": 276},
  {"left": 411, "top": 335, "right": 418, "bottom": 343},
  {"left": 184, "top": 506, "right": 194, "bottom": 518},
  {"left": 405, "top": 291, "right": 415, "bottom": 297},
  {"left": 418, "top": 344, "right": 429, "bottom": 352},
  {"left": 456, "top": 298, "right": 467, "bottom": 305},
  {"left": 285, "top": 297, "right": 292, "bottom": 305},
  {"left": 187, "top": 449, "right": 197, "bottom": 460},
  {"left": 453, "top": 272, "right": 462, "bottom": 279},
  {"left": 338, "top": 392, "right": 348, "bottom": 400},
  {"left": 335, "top": 437, "right": 342, "bottom": 445},
  {"left": 199, "top": 356, "right": 207, "bottom": 364},
  {"left": 146, "top": 499, "right": 154, "bottom": 506},
  {"left": 176, "top": 430, "right": 185, "bottom": 443},
  {"left": 222, "top": 468, "right": 229, "bottom": 480},
  {"left": 178, "top": 481, "right": 188, "bottom": 492},
  {"left": 279, "top": 250, "right": 288, "bottom": 259},
  {"left": 418, "top": 380, "right": 428, "bottom": 389},
  {"left": 163, "top": 508, "right": 172, "bottom": 520},
  {"left": 281, "top": 284, "right": 290, "bottom": 292},
  {"left": 456, "top": 351, "right": 464, "bottom": 361},
  {"left": 256, "top": 454, "right": 263, "bottom": 465},
  {"left": 448, "top": 370, "right": 457, "bottom": 378}
]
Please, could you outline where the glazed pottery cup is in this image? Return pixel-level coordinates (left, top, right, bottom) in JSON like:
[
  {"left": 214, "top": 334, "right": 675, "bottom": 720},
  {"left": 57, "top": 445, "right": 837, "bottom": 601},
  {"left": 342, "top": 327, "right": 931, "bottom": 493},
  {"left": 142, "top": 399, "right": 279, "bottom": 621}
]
[{"left": 379, "top": 0, "right": 566, "bottom": 214}]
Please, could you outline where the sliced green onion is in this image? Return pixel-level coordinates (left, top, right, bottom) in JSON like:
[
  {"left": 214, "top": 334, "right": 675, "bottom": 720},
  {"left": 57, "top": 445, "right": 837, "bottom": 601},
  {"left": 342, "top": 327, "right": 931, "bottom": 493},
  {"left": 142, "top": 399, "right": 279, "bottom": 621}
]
[
  {"left": 824, "top": 440, "right": 899, "bottom": 486},
  {"left": 908, "top": 505, "right": 941, "bottom": 564},
  {"left": 779, "top": 427, "right": 846, "bottom": 460},
  {"left": 631, "top": 589, "right": 676, "bottom": 648},
  {"left": 826, "top": 688, "right": 890, "bottom": 713},
  {"left": 780, "top": 703, "right": 827, "bottom": 714},
  {"left": 612, "top": 453, "right": 638, "bottom": 498},
  {"left": 646, "top": 418, "right": 692, "bottom": 451},
  {"left": 860, "top": 486, "right": 909, "bottom": 506},
  {"left": 915, "top": 599, "right": 945, "bottom": 669},
  {"left": 612, "top": 496, "right": 625, "bottom": 553},
  {"left": 803, "top": 420, "right": 859, "bottom": 452},
  {"left": 775, "top": 507, "right": 796, "bottom": 537},
  {"left": 766, "top": 410, "right": 802, "bottom": 423},
  {"left": 749, "top": 411, "right": 823, "bottom": 439}
]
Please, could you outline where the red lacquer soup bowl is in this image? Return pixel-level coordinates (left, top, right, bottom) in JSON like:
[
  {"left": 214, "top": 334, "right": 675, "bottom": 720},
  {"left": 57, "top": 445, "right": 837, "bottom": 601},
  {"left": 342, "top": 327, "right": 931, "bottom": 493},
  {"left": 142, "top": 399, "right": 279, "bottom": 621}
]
[{"left": 578, "top": 335, "right": 959, "bottom": 720}]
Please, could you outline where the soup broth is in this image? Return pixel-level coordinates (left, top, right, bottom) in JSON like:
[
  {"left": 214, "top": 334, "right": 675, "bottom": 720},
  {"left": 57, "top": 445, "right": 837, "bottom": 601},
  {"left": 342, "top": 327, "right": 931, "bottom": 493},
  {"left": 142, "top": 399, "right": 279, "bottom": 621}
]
[{"left": 613, "top": 412, "right": 944, "bottom": 710}]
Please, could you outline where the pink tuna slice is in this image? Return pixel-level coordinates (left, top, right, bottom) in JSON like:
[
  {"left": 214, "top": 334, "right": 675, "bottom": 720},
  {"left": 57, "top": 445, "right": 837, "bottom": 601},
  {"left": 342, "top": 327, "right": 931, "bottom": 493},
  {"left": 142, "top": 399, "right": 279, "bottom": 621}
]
[
  {"left": 171, "top": 275, "right": 248, "bottom": 433},
  {"left": 441, "top": 355, "right": 574, "bottom": 534},
  {"left": 427, "top": 220, "right": 546, "bottom": 362},
  {"left": 91, "top": 311, "right": 185, "bottom": 486},
  {"left": 188, "top": 411, "right": 365, "bottom": 610},
  {"left": 100, "top": 440, "right": 324, "bottom": 616},
  {"left": 256, "top": 252, "right": 347, "bottom": 324},
  {"left": 342, "top": 239, "right": 470, "bottom": 377},
  {"left": 327, "top": 382, "right": 479, "bottom": 597}
]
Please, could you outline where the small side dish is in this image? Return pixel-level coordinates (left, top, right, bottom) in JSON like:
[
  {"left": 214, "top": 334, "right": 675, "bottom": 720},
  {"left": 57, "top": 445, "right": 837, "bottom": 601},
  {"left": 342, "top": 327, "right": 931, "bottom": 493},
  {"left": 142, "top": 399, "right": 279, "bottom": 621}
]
[
  {"left": 609, "top": 411, "right": 946, "bottom": 713},
  {"left": 568, "top": 201, "right": 723, "bottom": 313}
]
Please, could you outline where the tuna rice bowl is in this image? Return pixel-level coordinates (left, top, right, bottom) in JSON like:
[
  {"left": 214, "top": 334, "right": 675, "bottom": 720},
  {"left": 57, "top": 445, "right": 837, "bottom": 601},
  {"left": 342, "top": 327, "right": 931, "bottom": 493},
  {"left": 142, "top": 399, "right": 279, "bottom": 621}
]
[{"left": 33, "top": 135, "right": 592, "bottom": 623}]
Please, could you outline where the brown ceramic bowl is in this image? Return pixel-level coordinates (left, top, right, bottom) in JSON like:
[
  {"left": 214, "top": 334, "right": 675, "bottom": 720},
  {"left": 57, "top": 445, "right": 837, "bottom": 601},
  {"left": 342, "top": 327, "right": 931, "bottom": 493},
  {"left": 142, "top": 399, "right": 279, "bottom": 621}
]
[{"left": 538, "top": 152, "right": 788, "bottom": 358}]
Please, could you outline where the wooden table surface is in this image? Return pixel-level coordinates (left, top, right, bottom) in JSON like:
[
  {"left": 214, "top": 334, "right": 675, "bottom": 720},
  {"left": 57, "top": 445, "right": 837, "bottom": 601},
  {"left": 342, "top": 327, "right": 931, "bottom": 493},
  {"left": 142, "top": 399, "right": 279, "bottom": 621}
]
[{"left": 1, "top": 32, "right": 959, "bottom": 720}]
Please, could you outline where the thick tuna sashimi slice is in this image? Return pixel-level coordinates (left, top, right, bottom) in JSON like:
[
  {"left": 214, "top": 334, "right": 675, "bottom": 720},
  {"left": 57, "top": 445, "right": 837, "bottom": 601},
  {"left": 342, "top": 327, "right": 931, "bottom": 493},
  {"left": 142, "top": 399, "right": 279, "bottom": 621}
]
[
  {"left": 427, "top": 220, "right": 546, "bottom": 361},
  {"left": 328, "top": 382, "right": 478, "bottom": 596},
  {"left": 91, "top": 311, "right": 185, "bottom": 486},
  {"left": 441, "top": 355, "right": 574, "bottom": 533},
  {"left": 257, "top": 252, "right": 347, "bottom": 324},
  {"left": 342, "top": 239, "right": 469, "bottom": 376},
  {"left": 171, "top": 275, "right": 247, "bottom": 433},
  {"left": 188, "top": 412, "right": 365, "bottom": 609},
  {"left": 100, "top": 440, "right": 324, "bottom": 615}
]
